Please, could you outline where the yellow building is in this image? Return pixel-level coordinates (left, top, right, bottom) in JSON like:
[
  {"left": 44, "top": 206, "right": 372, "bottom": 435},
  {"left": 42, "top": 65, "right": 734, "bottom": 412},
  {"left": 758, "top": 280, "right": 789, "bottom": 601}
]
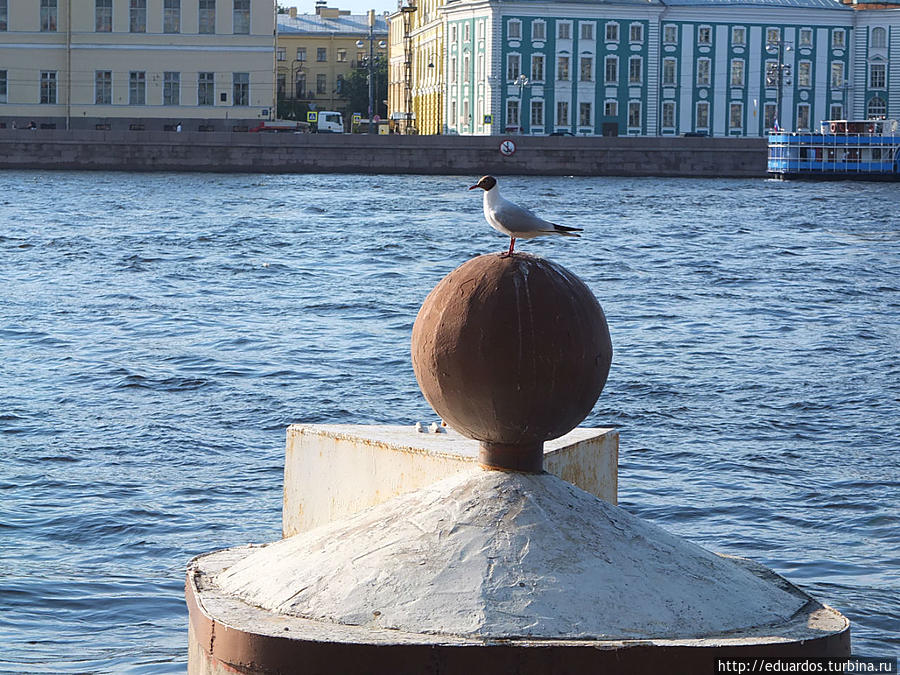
[
  {"left": 388, "top": 0, "right": 443, "bottom": 134},
  {"left": 276, "top": 4, "right": 388, "bottom": 120},
  {"left": 0, "top": 0, "right": 275, "bottom": 131}
]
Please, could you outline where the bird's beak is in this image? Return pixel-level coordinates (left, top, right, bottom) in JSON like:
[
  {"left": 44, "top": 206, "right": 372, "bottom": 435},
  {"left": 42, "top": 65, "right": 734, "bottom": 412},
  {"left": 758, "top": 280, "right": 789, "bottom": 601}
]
[{"left": 468, "top": 184, "right": 478, "bottom": 190}]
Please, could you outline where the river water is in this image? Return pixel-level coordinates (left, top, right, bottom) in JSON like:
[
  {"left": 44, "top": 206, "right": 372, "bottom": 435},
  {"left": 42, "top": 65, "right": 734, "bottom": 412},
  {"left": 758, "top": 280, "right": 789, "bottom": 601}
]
[{"left": 1, "top": 171, "right": 898, "bottom": 672}]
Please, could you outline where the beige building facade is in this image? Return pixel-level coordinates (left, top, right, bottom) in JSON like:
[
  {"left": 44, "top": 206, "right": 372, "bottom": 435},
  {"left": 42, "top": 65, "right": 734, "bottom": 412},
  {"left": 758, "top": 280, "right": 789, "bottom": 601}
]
[
  {"left": 276, "top": 5, "right": 388, "bottom": 121},
  {"left": 0, "top": 0, "right": 275, "bottom": 130}
]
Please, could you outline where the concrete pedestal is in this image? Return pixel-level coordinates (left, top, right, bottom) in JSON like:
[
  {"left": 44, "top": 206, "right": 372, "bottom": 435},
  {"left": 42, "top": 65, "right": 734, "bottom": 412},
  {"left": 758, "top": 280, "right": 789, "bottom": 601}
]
[
  {"left": 282, "top": 424, "right": 617, "bottom": 537},
  {"left": 187, "top": 468, "right": 850, "bottom": 675}
]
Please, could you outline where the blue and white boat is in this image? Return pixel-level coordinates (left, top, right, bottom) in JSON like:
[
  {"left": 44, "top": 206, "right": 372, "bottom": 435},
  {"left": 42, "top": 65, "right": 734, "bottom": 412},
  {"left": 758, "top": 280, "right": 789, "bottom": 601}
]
[{"left": 768, "top": 119, "right": 900, "bottom": 180}]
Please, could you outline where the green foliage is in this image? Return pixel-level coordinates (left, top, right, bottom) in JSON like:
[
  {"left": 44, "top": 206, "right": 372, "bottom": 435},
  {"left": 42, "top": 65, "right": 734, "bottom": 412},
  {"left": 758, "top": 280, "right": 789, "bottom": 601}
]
[
  {"left": 341, "top": 60, "right": 388, "bottom": 120},
  {"left": 276, "top": 98, "right": 309, "bottom": 121}
]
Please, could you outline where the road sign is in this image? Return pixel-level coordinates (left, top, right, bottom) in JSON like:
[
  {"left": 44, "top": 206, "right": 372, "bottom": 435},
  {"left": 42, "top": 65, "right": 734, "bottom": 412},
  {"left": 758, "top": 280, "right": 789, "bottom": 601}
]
[
  {"left": 352, "top": 113, "right": 361, "bottom": 123},
  {"left": 499, "top": 139, "right": 516, "bottom": 156},
  {"left": 484, "top": 114, "right": 493, "bottom": 125},
  {"left": 307, "top": 111, "right": 318, "bottom": 123},
  {"left": 374, "top": 114, "right": 381, "bottom": 122}
]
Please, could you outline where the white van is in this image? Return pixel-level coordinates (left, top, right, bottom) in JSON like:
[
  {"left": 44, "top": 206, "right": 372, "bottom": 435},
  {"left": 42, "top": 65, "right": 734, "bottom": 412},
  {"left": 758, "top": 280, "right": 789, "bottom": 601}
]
[{"left": 317, "top": 111, "right": 344, "bottom": 133}]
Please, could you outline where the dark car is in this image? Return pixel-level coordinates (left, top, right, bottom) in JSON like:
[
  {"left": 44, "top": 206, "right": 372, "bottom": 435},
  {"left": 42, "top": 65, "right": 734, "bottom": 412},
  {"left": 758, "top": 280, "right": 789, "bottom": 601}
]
[
  {"left": 549, "top": 131, "right": 575, "bottom": 136},
  {"left": 682, "top": 131, "right": 708, "bottom": 137}
]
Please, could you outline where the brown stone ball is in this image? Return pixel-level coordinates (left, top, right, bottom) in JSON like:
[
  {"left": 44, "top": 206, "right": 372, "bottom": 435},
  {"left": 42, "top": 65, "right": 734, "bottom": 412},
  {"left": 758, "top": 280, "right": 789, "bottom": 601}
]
[{"left": 411, "top": 253, "right": 612, "bottom": 446}]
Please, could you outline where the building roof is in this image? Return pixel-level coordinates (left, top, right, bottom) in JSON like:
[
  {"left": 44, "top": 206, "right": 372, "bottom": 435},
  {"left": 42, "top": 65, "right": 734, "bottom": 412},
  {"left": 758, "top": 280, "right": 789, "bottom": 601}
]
[
  {"left": 277, "top": 13, "right": 388, "bottom": 35},
  {"left": 661, "top": 0, "right": 850, "bottom": 8}
]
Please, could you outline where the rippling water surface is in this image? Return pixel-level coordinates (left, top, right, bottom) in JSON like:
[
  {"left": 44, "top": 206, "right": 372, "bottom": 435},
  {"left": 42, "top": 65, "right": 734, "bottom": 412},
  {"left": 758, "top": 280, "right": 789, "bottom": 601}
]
[{"left": 1, "top": 171, "right": 898, "bottom": 672}]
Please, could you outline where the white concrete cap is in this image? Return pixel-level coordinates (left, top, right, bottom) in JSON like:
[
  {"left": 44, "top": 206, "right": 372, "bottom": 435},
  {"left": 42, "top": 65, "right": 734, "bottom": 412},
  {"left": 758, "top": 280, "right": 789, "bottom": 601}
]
[{"left": 215, "top": 469, "right": 805, "bottom": 640}]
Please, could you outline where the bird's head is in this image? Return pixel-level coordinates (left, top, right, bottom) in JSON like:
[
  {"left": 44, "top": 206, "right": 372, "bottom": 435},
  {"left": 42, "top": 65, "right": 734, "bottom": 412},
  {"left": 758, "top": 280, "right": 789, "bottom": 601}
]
[{"left": 468, "top": 175, "right": 497, "bottom": 192}]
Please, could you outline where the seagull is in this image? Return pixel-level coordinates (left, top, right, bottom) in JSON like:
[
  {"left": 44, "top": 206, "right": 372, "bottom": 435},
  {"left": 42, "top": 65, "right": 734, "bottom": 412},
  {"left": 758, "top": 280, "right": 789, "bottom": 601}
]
[{"left": 468, "top": 175, "right": 583, "bottom": 255}]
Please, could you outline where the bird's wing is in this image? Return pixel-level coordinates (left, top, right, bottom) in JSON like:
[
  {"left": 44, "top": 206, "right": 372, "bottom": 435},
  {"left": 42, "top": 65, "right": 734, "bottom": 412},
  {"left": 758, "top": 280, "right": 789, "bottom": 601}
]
[{"left": 489, "top": 197, "right": 556, "bottom": 234}]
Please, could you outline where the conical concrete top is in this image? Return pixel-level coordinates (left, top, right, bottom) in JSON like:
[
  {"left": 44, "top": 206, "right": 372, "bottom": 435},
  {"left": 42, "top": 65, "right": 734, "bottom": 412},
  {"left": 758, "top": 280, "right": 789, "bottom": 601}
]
[{"left": 215, "top": 470, "right": 805, "bottom": 640}]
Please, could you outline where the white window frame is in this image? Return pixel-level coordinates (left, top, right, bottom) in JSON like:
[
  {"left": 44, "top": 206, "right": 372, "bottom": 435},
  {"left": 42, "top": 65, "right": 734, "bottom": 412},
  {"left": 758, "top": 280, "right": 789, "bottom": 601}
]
[
  {"left": 163, "top": 71, "right": 180, "bottom": 105},
  {"left": 531, "top": 20, "right": 545, "bottom": 41},
  {"left": 697, "top": 25, "right": 712, "bottom": 46},
  {"left": 729, "top": 101, "right": 743, "bottom": 130},
  {"left": 871, "top": 27, "right": 887, "bottom": 49},
  {"left": 580, "top": 22, "right": 594, "bottom": 41},
  {"left": 799, "top": 28, "right": 813, "bottom": 47},
  {"left": 832, "top": 29, "right": 845, "bottom": 49},
  {"left": 556, "top": 100, "right": 569, "bottom": 126},
  {"left": 730, "top": 59, "right": 744, "bottom": 87},
  {"left": 696, "top": 101, "right": 710, "bottom": 129},
  {"left": 831, "top": 61, "right": 844, "bottom": 88},
  {"left": 605, "top": 22, "right": 618, "bottom": 43},
  {"left": 732, "top": 26, "right": 746, "bottom": 46},
  {"left": 557, "top": 55, "right": 570, "bottom": 81},
  {"left": 696, "top": 58, "right": 711, "bottom": 86},
  {"left": 662, "top": 57, "right": 676, "bottom": 86},
  {"left": 557, "top": 21, "right": 572, "bottom": 40},
  {"left": 627, "top": 100, "right": 641, "bottom": 129},
  {"left": 579, "top": 101, "right": 592, "bottom": 127},
  {"left": 507, "top": 53, "right": 521, "bottom": 82},
  {"left": 94, "top": 70, "right": 111, "bottom": 105},
  {"left": 663, "top": 24, "right": 677, "bottom": 45},
  {"left": 628, "top": 55, "right": 642, "bottom": 85},
  {"left": 796, "top": 103, "right": 810, "bottom": 130},
  {"left": 507, "top": 19, "right": 521, "bottom": 40},
  {"left": 797, "top": 61, "right": 811, "bottom": 88},
  {"left": 530, "top": 99, "right": 544, "bottom": 126},
  {"left": 662, "top": 100, "right": 675, "bottom": 129},
  {"left": 128, "top": 70, "right": 146, "bottom": 105},
  {"left": 605, "top": 55, "right": 618, "bottom": 84},
  {"left": 870, "top": 63, "right": 886, "bottom": 89},
  {"left": 531, "top": 54, "right": 544, "bottom": 82},
  {"left": 163, "top": 0, "right": 180, "bottom": 33},
  {"left": 579, "top": 56, "right": 593, "bottom": 82},
  {"left": 629, "top": 22, "right": 643, "bottom": 44}
]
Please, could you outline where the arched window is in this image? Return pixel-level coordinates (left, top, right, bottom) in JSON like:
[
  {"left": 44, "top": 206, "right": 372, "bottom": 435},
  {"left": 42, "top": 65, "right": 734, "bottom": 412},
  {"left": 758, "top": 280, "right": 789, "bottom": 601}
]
[
  {"left": 867, "top": 96, "right": 887, "bottom": 118},
  {"left": 871, "top": 27, "right": 887, "bottom": 49}
]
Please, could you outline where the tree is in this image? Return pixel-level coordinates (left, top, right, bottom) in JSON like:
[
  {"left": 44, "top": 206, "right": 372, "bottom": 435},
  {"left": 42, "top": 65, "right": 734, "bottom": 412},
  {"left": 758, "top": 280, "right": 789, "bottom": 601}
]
[{"left": 342, "top": 59, "right": 388, "bottom": 121}]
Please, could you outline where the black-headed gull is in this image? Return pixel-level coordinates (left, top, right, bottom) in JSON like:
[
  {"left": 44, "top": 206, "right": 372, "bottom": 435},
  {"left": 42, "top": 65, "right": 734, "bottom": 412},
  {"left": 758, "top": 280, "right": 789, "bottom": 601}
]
[{"left": 468, "top": 175, "right": 582, "bottom": 255}]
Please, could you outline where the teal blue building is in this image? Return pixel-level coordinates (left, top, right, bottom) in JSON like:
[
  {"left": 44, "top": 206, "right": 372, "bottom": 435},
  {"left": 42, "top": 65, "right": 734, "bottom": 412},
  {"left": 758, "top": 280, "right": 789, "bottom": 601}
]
[{"left": 441, "top": 0, "right": 900, "bottom": 136}]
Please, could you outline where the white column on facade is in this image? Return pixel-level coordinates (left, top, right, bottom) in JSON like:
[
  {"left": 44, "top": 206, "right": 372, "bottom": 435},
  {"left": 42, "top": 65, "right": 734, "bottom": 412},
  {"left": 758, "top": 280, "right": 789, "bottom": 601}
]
[
  {"left": 747, "top": 25, "right": 762, "bottom": 136},
  {"left": 850, "top": 22, "right": 867, "bottom": 118},
  {"left": 713, "top": 25, "right": 727, "bottom": 135},
  {"left": 890, "top": 23, "right": 900, "bottom": 118},
  {"left": 645, "top": 18, "right": 659, "bottom": 135},
  {"left": 781, "top": 27, "right": 796, "bottom": 132},
  {"left": 679, "top": 23, "right": 694, "bottom": 134},
  {"left": 489, "top": 7, "right": 502, "bottom": 134},
  {"left": 814, "top": 30, "right": 829, "bottom": 126}
]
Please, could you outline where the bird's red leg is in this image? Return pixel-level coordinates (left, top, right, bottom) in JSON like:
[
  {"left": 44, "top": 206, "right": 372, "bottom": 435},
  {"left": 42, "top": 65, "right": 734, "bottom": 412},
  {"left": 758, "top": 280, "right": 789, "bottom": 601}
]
[{"left": 507, "top": 238, "right": 516, "bottom": 255}]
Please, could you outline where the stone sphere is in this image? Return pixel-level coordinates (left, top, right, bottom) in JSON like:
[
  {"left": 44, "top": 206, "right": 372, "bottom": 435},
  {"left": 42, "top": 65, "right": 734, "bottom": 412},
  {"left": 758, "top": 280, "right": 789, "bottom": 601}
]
[{"left": 411, "top": 253, "right": 612, "bottom": 446}]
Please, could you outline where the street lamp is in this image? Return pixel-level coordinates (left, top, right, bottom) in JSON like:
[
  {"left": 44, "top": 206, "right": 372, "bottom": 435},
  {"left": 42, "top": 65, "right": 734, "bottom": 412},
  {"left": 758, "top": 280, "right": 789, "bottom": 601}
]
[
  {"left": 765, "top": 39, "right": 792, "bottom": 131},
  {"left": 513, "top": 73, "right": 529, "bottom": 134},
  {"left": 357, "top": 10, "right": 386, "bottom": 134}
]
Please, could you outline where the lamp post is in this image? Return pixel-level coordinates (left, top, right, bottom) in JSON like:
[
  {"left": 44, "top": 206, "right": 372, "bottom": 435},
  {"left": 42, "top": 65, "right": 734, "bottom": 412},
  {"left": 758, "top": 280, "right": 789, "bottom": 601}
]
[
  {"left": 765, "top": 39, "right": 792, "bottom": 131},
  {"left": 356, "top": 10, "right": 386, "bottom": 134},
  {"left": 513, "top": 73, "right": 529, "bottom": 134}
]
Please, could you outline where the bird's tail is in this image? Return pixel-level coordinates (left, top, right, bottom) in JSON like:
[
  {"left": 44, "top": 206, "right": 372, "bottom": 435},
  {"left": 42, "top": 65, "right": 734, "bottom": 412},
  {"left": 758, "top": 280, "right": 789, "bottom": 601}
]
[{"left": 552, "top": 223, "right": 583, "bottom": 237}]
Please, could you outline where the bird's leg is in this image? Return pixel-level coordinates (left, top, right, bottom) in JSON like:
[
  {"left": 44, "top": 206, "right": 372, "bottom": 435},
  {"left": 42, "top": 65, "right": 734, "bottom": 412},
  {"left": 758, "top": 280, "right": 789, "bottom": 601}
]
[{"left": 507, "top": 238, "right": 516, "bottom": 256}]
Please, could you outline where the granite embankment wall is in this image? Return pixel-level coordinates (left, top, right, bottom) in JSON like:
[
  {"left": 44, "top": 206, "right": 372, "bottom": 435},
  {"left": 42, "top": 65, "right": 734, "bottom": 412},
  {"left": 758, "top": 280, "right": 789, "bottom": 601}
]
[{"left": 0, "top": 130, "right": 768, "bottom": 177}]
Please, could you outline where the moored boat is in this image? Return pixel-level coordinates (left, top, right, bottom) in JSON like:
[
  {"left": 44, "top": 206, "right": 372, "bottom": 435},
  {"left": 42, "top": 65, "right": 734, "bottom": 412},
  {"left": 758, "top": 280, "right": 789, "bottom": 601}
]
[{"left": 768, "top": 119, "right": 900, "bottom": 180}]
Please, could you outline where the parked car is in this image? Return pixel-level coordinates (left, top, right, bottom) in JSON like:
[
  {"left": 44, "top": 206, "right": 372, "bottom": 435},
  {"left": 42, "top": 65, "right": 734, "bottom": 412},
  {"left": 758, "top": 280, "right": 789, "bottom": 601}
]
[{"left": 549, "top": 131, "right": 575, "bottom": 136}]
